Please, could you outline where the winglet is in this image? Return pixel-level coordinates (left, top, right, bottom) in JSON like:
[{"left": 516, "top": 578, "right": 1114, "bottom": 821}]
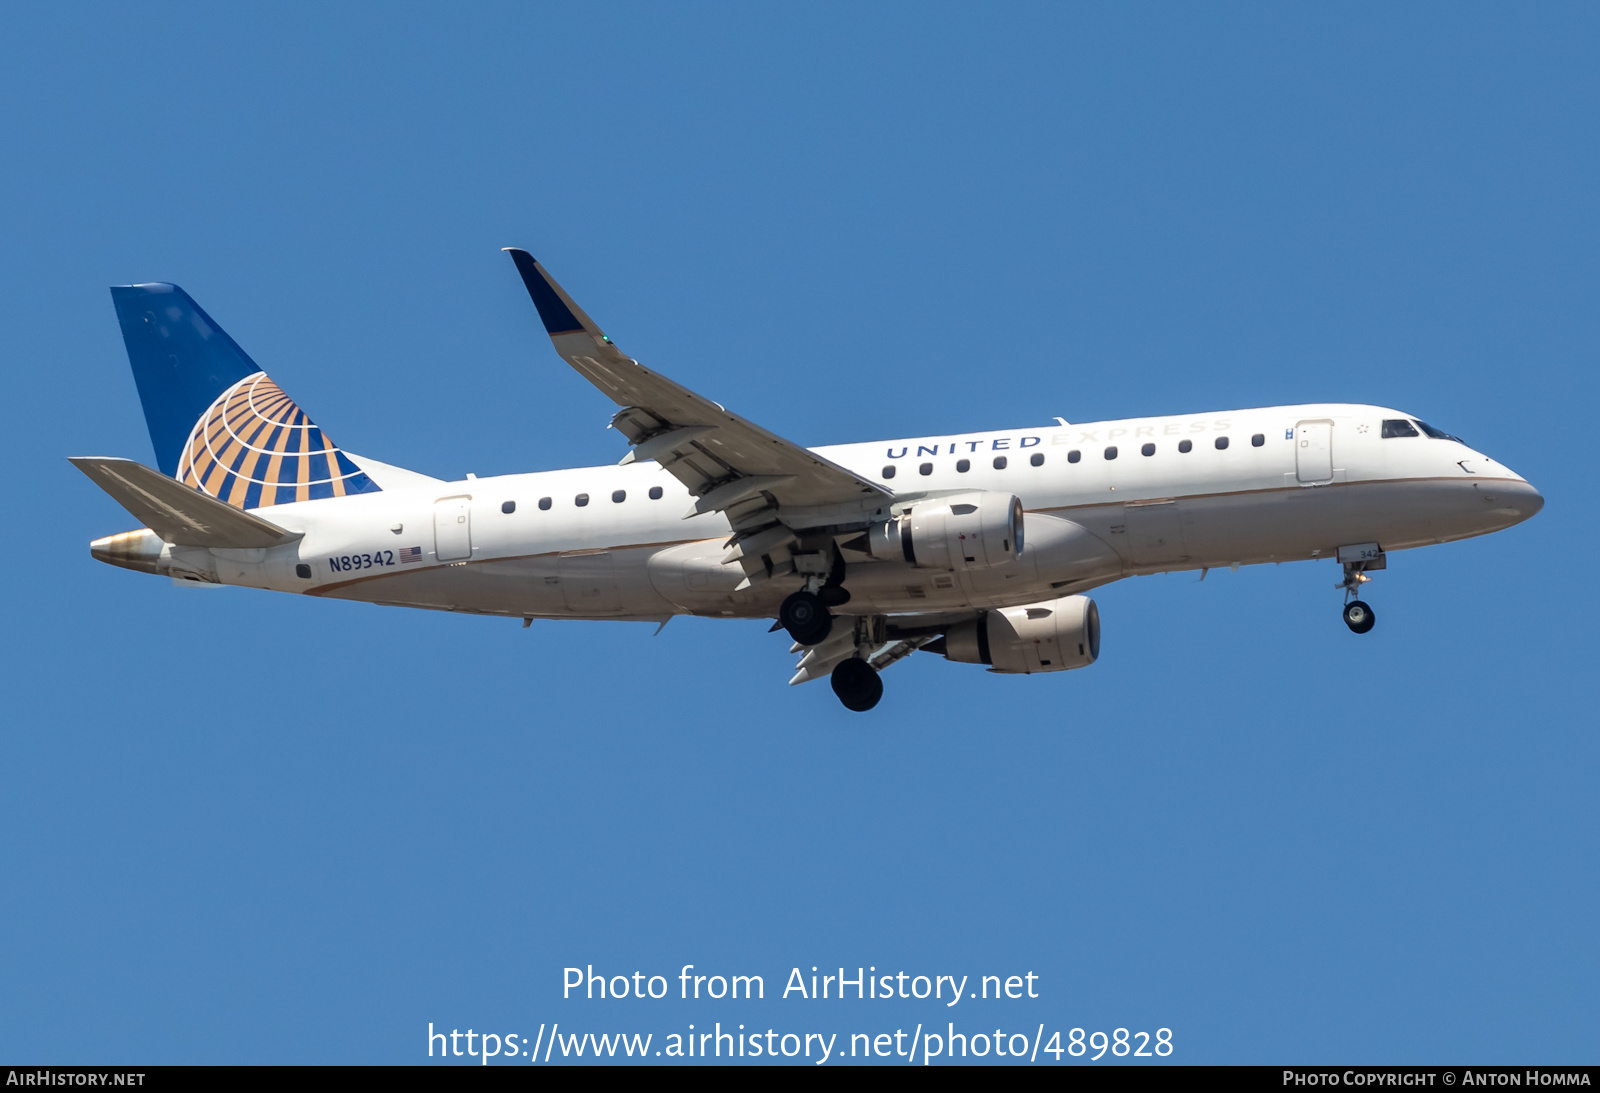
[{"left": 503, "top": 249, "right": 603, "bottom": 337}]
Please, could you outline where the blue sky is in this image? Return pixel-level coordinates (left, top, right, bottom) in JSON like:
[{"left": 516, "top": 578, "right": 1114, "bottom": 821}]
[{"left": 1, "top": 2, "right": 1594, "bottom": 1065}]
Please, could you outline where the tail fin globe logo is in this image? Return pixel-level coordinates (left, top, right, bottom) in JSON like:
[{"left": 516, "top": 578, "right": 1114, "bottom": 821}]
[
  {"left": 110, "top": 282, "right": 379, "bottom": 510},
  {"left": 177, "top": 371, "right": 377, "bottom": 508}
]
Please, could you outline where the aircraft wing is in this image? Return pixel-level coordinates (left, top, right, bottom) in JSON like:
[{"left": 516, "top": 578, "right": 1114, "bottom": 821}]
[
  {"left": 505, "top": 250, "right": 891, "bottom": 532},
  {"left": 70, "top": 456, "right": 302, "bottom": 549}
]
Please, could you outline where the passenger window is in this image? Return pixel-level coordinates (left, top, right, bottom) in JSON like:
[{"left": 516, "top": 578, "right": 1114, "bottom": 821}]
[
  {"left": 501, "top": 501, "right": 516, "bottom": 514},
  {"left": 612, "top": 489, "right": 626, "bottom": 503},
  {"left": 1104, "top": 446, "right": 1118, "bottom": 460},
  {"left": 1067, "top": 449, "right": 1081, "bottom": 463},
  {"left": 1215, "top": 436, "right": 1229, "bottom": 450},
  {"left": 575, "top": 493, "right": 589, "bottom": 507},
  {"left": 993, "top": 456, "right": 1007, "bottom": 469},
  {"left": 1030, "top": 453, "right": 1044, "bottom": 467},
  {"left": 956, "top": 458, "right": 970, "bottom": 473},
  {"left": 882, "top": 465, "right": 896, "bottom": 479},
  {"left": 1140, "top": 443, "right": 1155, "bottom": 457},
  {"left": 1381, "top": 419, "right": 1419, "bottom": 438},
  {"left": 1251, "top": 433, "right": 1264, "bottom": 447},
  {"left": 648, "top": 486, "right": 663, "bottom": 500},
  {"left": 1178, "top": 439, "right": 1192, "bottom": 453},
  {"left": 919, "top": 462, "right": 933, "bottom": 475},
  {"left": 538, "top": 497, "right": 552, "bottom": 510}
]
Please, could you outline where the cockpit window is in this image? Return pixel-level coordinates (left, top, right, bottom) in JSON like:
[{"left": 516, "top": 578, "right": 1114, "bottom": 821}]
[
  {"left": 1381, "top": 419, "right": 1419, "bottom": 438},
  {"left": 1413, "top": 420, "right": 1464, "bottom": 443}
]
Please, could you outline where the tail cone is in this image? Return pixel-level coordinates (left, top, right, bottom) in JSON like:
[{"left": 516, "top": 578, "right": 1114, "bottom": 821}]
[{"left": 90, "top": 529, "right": 164, "bottom": 574}]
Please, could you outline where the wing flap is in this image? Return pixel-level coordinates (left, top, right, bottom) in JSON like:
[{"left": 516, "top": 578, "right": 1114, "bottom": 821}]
[{"left": 70, "top": 457, "right": 302, "bottom": 549}]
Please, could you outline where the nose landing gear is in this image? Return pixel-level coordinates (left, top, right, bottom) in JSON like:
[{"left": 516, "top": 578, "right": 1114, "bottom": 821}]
[
  {"left": 1342, "top": 598, "right": 1376, "bottom": 634},
  {"left": 1336, "top": 547, "right": 1384, "bottom": 634}
]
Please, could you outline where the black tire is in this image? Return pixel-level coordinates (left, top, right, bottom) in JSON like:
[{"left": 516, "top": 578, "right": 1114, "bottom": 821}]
[
  {"left": 1343, "top": 599, "right": 1376, "bottom": 634},
  {"left": 830, "top": 657, "right": 883, "bottom": 712},
  {"left": 780, "top": 590, "right": 833, "bottom": 646},
  {"left": 817, "top": 585, "right": 852, "bottom": 607}
]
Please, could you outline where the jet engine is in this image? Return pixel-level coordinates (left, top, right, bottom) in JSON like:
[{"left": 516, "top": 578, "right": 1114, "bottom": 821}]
[
  {"left": 930, "top": 595, "right": 1100, "bottom": 674},
  {"left": 865, "top": 491, "right": 1023, "bottom": 572}
]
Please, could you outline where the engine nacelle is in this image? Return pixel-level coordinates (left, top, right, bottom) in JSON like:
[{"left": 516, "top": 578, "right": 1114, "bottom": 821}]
[
  {"left": 866, "top": 491, "right": 1023, "bottom": 572},
  {"left": 939, "top": 595, "right": 1100, "bottom": 674}
]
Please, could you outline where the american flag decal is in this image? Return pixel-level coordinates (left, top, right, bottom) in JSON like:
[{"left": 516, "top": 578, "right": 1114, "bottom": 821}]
[{"left": 399, "top": 546, "right": 424, "bottom": 564}]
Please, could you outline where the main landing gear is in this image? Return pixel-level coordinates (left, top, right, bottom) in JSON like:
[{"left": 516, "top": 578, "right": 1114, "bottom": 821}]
[
  {"left": 779, "top": 546, "right": 850, "bottom": 647},
  {"left": 830, "top": 657, "right": 883, "bottom": 712},
  {"left": 779, "top": 589, "right": 833, "bottom": 646},
  {"left": 779, "top": 584, "right": 890, "bottom": 712}
]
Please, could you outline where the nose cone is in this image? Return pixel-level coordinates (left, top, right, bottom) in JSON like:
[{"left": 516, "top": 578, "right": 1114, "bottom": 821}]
[
  {"left": 1520, "top": 482, "right": 1545, "bottom": 520},
  {"left": 1491, "top": 479, "right": 1544, "bottom": 526}
]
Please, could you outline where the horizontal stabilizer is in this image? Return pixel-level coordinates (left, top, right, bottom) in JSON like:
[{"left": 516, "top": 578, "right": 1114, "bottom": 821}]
[{"left": 70, "top": 457, "right": 302, "bottom": 549}]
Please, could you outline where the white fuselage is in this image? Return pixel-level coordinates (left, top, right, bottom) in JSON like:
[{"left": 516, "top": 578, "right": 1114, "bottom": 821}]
[{"left": 114, "top": 404, "right": 1542, "bottom": 622}]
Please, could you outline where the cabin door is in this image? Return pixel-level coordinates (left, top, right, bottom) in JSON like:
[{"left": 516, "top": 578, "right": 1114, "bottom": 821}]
[
  {"left": 433, "top": 496, "right": 472, "bottom": 561},
  {"left": 1295, "top": 420, "right": 1334, "bottom": 484}
]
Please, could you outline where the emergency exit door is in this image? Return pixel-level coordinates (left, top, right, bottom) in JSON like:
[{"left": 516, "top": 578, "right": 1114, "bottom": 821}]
[
  {"left": 1295, "top": 420, "right": 1334, "bottom": 484},
  {"left": 434, "top": 496, "right": 472, "bottom": 561}
]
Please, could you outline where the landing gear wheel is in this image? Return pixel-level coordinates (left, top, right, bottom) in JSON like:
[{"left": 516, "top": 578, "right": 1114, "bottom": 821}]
[
  {"left": 830, "top": 657, "right": 883, "bottom": 712},
  {"left": 780, "top": 590, "right": 833, "bottom": 646},
  {"left": 1343, "top": 599, "right": 1376, "bottom": 634},
  {"left": 817, "top": 585, "right": 852, "bottom": 607}
]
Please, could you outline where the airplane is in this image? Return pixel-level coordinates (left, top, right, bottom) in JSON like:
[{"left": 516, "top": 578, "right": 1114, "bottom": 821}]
[{"left": 73, "top": 250, "right": 1545, "bottom": 711}]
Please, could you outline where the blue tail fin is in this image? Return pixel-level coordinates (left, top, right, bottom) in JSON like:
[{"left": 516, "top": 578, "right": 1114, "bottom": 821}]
[{"left": 109, "top": 283, "right": 379, "bottom": 509}]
